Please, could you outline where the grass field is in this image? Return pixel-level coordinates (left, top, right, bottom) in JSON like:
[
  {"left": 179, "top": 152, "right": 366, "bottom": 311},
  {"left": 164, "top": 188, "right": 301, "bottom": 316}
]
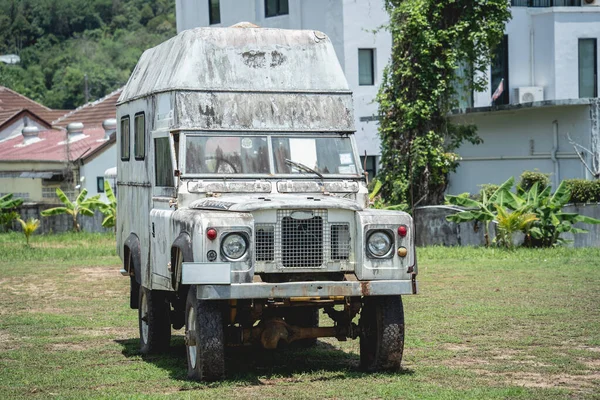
[{"left": 0, "top": 232, "right": 599, "bottom": 399}]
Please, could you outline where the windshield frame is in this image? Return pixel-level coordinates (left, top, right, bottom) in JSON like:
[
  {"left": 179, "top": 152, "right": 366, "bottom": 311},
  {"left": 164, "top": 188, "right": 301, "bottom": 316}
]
[{"left": 180, "top": 131, "right": 363, "bottom": 179}]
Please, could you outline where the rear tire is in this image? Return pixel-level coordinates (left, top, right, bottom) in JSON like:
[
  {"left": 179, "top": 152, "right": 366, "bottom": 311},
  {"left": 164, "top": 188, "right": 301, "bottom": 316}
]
[
  {"left": 185, "top": 285, "right": 225, "bottom": 381},
  {"left": 359, "top": 296, "right": 404, "bottom": 371},
  {"left": 138, "top": 286, "right": 171, "bottom": 354},
  {"left": 285, "top": 307, "right": 319, "bottom": 348}
]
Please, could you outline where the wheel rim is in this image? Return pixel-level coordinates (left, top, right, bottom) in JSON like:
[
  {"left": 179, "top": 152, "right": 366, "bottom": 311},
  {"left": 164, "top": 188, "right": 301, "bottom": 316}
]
[
  {"left": 187, "top": 306, "right": 197, "bottom": 369},
  {"left": 140, "top": 291, "right": 149, "bottom": 344}
]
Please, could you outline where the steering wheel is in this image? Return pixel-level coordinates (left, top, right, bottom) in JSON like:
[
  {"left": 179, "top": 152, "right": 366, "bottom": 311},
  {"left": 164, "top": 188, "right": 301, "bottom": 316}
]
[{"left": 214, "top": 158, "right": 238, "bottom": 173}]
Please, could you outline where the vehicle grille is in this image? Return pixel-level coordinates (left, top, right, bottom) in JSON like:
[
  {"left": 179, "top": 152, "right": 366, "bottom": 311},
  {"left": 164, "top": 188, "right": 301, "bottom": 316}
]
[{"left": 254, "top": 210, "right": 351, "bottom": 269}]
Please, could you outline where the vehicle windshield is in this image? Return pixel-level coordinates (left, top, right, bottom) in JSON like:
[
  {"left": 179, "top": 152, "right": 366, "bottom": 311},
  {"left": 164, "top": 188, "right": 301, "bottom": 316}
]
[
  {"left": 186, "top": 136, "right": 270, "bottom": 174},
  {"left": 184, "top": 134, "right": 358, "bottom": 176}
]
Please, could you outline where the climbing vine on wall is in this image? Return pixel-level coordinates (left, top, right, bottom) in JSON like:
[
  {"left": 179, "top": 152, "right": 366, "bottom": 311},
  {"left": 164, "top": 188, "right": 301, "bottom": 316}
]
[{"left": 377, "top": 0, "right": 511, "bottom": 208}]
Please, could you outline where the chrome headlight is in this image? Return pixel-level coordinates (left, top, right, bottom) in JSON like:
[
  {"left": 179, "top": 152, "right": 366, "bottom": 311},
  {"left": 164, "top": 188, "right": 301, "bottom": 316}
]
[
  {"left": 221, "top": 233, "right": 248, "bottom": 260},
  {"left": 366, "top": 230, "right": 393, "bottom": 258}
]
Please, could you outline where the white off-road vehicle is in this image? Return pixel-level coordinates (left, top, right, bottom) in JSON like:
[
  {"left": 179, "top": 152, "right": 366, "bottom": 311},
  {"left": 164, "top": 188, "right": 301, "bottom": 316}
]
[{"left": 116, "top": 24, "right": 417, "bottom": 381}]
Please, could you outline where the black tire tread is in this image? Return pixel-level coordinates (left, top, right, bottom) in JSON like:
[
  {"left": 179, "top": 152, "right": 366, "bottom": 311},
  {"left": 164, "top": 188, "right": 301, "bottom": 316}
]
[
  {"left": 186, "top": 286, "right": 225, "bottom": 381},
  {"left": 138, "top": 287, "right": 171, "bottom": 354},
  {"left": 359, "top": 295, "right": 404, "bottom": 371}
]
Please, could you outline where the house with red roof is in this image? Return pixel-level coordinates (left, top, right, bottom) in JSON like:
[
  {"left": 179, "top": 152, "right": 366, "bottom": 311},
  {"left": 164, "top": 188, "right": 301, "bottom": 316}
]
[{"left": 0, "top": 87, "right": 121, "bottom": 204}]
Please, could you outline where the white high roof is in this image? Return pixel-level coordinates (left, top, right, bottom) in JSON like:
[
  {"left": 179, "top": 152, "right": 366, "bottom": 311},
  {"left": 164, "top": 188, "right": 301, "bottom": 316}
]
[{"left": 119, "top": 26, "right": 350, "bottom": 104}]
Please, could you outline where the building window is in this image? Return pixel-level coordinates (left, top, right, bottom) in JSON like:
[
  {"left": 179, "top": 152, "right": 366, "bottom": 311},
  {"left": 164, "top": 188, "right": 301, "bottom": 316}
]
[
  {"left": 155, "top": 138, "right": 174, "bottom": 187},
  {"left": 491, "top": 35, "right": 509, "bottom": 105},
  {"left": 134, "top": 113, "right": 145, "bottom": 160},
  {"left": 120, "top": 116, "right": 130, "bottom": 161},
  {"left": 360, "top": 155, "right": 377, "bottom": 179},
  {"left": 209, "top": 0, "right": 220, "bottom": 25},
  {"left": 358, "top": 49, "right": 375, "bottom": 86},
  {"left": 579, "top": 39, "right": 598, "bottom": 98},
  {"left": 511, "top": 0, "right": 579, "bottom": 6},
  {"left": 265, "top": 0, "right": 288, "bottom": 18},
  {"left": 97, "top": 177, "right": 105, "bottom": 193}
]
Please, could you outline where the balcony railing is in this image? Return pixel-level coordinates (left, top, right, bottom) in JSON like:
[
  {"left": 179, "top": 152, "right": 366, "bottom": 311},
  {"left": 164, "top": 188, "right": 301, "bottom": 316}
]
[{"left": 511, "top": 0, "right": 580, "bottom": 6}]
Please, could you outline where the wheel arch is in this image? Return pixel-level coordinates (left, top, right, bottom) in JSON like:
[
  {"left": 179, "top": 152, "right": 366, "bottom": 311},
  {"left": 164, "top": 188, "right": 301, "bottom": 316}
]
[
  {"left": 124, "top": 233, "right": 142, "bottom": 285},
  {"left": 171, "top": 231, "right": 193, "bottom": 292}
]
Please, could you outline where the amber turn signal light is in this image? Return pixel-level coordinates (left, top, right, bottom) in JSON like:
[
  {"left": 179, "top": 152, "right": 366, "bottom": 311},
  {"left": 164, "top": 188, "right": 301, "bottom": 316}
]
[
  {"left": 397, "top": 247, "right": 408, "bottom": 257},
  {"left": 207, "top": 228, "right": 217, "bottom": 240}
]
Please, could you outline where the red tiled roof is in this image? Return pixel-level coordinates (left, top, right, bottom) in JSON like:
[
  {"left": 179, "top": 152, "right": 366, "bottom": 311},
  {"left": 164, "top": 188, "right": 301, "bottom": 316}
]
[
  {"left": 0, "top": 127, "right": 110, "bottom": 163},
  {"left": 0, "top": 86, "right": 69, "bottom": 123},
  {"left": 52, "top": 88, "right": 122, "bottom": 128}
]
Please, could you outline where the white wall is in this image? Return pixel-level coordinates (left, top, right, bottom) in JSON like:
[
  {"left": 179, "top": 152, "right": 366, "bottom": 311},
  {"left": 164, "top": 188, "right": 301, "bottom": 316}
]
[
  {"left": 342, "top": 0, "right": 390, "bottom": 157},
  {"left": 474, "top": 7, "right": 600, "bottom": 106},
  {"left": 448, "top": 104, "right": 592, "bottom": 194},
  {"left": 553, "top": 10, "right": 600, "bottom": 99},
  {"left": 80, "top": 142, "right": 116, "bottom": 202}
]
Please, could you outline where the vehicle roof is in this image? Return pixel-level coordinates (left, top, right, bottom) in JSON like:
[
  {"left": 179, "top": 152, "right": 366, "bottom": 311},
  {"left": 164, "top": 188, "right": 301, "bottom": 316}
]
[{"left": 118, "top": 26, "right": 350, "bottom": 104}]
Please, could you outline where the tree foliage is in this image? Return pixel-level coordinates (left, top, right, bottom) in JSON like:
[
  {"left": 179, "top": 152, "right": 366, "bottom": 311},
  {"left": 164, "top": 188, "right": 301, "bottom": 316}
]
[
  {"left": 377, "top": 0, "right": 511, "bottom": 208},
  {"left": 0, "top": 0, "right": 176, "bottom": 109},
  {"left": 41, "top": 188, "right": 104, "bottom": 232}
]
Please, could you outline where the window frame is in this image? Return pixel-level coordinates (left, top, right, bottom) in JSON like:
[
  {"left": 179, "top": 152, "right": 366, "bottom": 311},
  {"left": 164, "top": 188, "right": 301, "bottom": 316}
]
[
  {"left": 579, "top": 38, "right": 598, "bottom": 99},
  {"left": 265, "top": 0, "right": 289, "bottom": 18},
  {"left": 134, "top": 112, "right": 146, "bottom": 161},
  {"left": 154, "top": 136, "right": 175, "bottom": 188},
  {"left": 120, "top": 115, "right": 130, "bottom": 161},
  {"left": 208, "top": 0, "right": 220, "bottom": 25},
  {"left": 180, "top": 131, "right": 362, "bottom": 179},
  {"left": 491, "top": 34, "right": 509, "bottom": 105},
  {"left": 358, "top": 49, "right": 375, "bottom": 86},
  {"left": 97, "top": 177, "right": 105, "bottom": 193}
]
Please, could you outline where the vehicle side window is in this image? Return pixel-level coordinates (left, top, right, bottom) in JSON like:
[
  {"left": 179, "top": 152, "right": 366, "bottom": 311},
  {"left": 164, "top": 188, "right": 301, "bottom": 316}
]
[
  {"left": 155, "top": 137, "right": 174, "bottom": 187},
  {"left": 134, "top": 113, "right": 145, "bottom": 160},
  {"left": 120, "top": 116, "right": 130, "bottom": 161}
]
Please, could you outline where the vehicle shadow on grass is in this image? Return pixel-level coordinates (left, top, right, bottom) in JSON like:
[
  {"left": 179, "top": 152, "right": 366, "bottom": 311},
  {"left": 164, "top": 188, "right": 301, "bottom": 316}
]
[{"left": 116, "top": 335, "right": 413, "bottom": 387}]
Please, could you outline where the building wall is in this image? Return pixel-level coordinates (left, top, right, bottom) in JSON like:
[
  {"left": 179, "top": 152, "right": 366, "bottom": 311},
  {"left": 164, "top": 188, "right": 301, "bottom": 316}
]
[
  {"left": 343, "top": 0, "right": 390, "bottom": 157},
  {"left": 0, "top": 176, "right": 41, "bottom": 201},
  {"left": 474, "top": 7, "right": 600, "bottom": 106},
  {"left": 448, "top": 104, "right": 592, "bottom": 195},
  {"left": 80, "top": 143, "right": 116, "bottom": 202}
]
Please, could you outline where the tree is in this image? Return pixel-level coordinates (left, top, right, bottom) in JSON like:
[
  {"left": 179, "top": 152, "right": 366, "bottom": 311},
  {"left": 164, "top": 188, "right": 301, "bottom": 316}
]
[
  {"left": 41, "top": 188, "right": 103, "bottom": 232},
  {"left": 377, "top": 0, "right": 511, "bottom": 209}
]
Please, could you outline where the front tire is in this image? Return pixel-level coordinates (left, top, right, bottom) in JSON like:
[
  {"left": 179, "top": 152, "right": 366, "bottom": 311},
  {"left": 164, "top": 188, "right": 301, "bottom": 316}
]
[
  {"left": 359, "top": 296, "right": 405, "bottom": 371},
  {"left": 185, "top": 285, "right": 225, "bottom": 381},
  {"left": 138, "top": 286, "right": 171, "bottom": 354}
]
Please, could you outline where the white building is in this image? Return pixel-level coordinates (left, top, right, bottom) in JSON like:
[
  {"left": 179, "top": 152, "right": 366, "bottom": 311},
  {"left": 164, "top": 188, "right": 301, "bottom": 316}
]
[
  {"left": 176, "top": 0, "right": 600, "bottom": 194},
  {"left": 450, "top": 1, "right": 600, "bottom": 194},
  {"left": 176, "top": 0, "right": 391, "bottom": 178}
]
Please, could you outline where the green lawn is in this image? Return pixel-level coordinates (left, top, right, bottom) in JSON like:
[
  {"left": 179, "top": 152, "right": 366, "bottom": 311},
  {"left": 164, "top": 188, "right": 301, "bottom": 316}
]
[{"left": 0, "top": 233, "right": 599, "bottom": 399}]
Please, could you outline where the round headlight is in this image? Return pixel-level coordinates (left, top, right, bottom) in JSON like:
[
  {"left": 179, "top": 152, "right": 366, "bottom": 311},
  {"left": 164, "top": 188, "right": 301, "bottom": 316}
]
[
  {"left": 367, "top": 231, "right": 393, "bottom": 258},
  {"left": 221, "top": 233, "right": 248, "bottom": 260}
]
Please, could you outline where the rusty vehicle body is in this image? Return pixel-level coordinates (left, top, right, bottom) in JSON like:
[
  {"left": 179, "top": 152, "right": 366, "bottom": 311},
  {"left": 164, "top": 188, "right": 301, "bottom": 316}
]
[{"left": 116, "top": 25, "right": 417, "bottom": 381}]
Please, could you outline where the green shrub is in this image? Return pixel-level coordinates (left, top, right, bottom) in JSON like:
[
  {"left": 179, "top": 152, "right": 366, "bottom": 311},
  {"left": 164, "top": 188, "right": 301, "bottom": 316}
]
[
  {"left": 519, "top": 170, "right": 550, "bottom": 192},
  {"left": 563, "top": 179, "right": 600, "bottom": 204}
]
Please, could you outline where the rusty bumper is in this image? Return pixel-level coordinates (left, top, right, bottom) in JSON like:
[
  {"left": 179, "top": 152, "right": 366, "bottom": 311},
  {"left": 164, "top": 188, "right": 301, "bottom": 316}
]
[{"left": 195, "top": 279, "right": 418, "bottom": 300}]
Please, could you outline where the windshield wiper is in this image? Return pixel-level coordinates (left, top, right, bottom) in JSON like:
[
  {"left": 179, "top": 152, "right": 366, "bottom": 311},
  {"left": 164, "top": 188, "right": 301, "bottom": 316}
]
[{"left": 284, "top": 159, "right": 324, "bottom": 179}]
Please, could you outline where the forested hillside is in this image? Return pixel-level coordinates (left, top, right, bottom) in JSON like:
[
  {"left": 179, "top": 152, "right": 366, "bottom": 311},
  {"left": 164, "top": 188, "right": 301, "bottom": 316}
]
[{"left": 0, "top": 0, "right": 176, "bottom": 110}]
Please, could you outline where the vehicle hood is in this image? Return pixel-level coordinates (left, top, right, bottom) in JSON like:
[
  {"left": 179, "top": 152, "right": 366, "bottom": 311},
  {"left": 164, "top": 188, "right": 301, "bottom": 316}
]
[{"left": 189, "top": 194, "right": 362, "bottom": 212}]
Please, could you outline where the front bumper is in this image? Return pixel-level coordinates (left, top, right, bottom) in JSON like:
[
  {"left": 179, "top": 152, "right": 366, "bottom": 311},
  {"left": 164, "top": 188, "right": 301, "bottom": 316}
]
[{"left": 194, "top": 279, "right": 418, "bottom": 300}]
